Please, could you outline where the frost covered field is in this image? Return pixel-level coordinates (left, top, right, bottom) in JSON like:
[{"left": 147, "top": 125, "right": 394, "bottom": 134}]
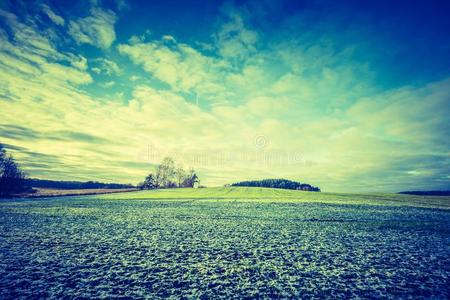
[{"left": 1, "top": 187, "right": 450, "bottom": 299}]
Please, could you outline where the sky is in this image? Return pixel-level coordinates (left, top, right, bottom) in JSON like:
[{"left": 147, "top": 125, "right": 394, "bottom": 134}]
[{"left": 0, "top": 0, "right": 449, "bottom": 192}]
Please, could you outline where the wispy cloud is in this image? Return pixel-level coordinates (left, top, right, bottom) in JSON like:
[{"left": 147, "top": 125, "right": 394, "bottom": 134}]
[
  {"left": 214, "top": 9, "right": 259, "bottom": 61},
  {"left": 40, "top": 4, "right": 65, "bottom": 26},
  {"left": 68, "top": 8, "right": 117, "bottom": 49},
  {"left": 92, "top": 58, "right": 121, "bottom": 75},
  {"left": 118, "top": 38, "right": 228, "bottom": 100},
  {"left": 70, "top": 55, "right": 88, "bottom": 70}
]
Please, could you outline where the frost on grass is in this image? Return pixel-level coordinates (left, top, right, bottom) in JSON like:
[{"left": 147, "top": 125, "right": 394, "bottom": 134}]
[{"left": 0, "top": 194, "right": 450, "bottom": 299}]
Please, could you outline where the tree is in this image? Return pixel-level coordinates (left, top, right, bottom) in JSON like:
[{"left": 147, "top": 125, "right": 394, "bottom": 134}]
[
  {"left": 141, "top": 157, "right": 200, "bottom": 190},
  {"left": 182, "top": 168, "right": 199, "bottom": 188},
  {"left": 140, "top": 174, "right": 157, "bottom": 190},
  {"left": 175, "top": 166, "right": 186, "bottom": 187},
  {"left": 155, "top": 157, "right": 175, "bottom": 188},
  {"left": 0, "top": 144, "right": 28, "bottom": 196}
]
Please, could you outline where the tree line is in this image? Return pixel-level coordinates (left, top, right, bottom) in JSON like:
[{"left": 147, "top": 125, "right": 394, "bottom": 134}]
[
  {"left": 138, "top": 157, "right": 199, "bottom": 190},
  {"left": 24, "top": 178, "right": 134, "bottom": 190},
  {"left": 399, "top": 191, "right": 450, "bottom": 196},
  {"left": 230, "top": 178, "right": 320, "bottom": 192}
]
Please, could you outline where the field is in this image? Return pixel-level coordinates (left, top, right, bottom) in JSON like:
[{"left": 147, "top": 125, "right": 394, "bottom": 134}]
[
  {"left": 1, "top": 187, "right": 449, "bottom": 299},
  {"left": 12, "top": 188, "right": 138, "bottom": 198}
]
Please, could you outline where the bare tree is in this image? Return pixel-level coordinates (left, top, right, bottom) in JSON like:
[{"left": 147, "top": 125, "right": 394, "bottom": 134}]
[
  {"left": 155, "top": 157, "right": 176, "bottom": 188},
  {"left": 0, "top": 144, "right": 28, "bottom": 196},
  {"left": 141, "top": 157, "right": 200, "bottom": 190},
  {"left": 175, "top": 166, "right": 186, "bottom": 187}
]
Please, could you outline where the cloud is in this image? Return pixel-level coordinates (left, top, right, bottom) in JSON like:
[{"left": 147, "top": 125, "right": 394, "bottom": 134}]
[
  {"left": 0, "top": 125, "right": 107, "bottom": 145},
  {"left": 214, "top": 9, "right": 259, "bottom": 61},
  {"left": 40, "top": 62, "right": 92, "bottom": 85},
  {"left": 69, "top": 55, "right": 88, "bottom": 70},
  {"left": 118, "top": 38, "right": 229, "bottom": 99},
  {"left": 0, "top": 125, "right": 40, "bottom": 140},
  {"left": 0, "top": 9, "right": 90, "bottom": 81},
  {"left": 114, "top": 0, "right": 129, "bottom": 11},
  {"left": 101, "top": 81, "right": 115, "bottom": 88},
  {"left": 92, "top": 58, "right": 121, "bottom": 75},
  {"left": 0, "top": 9, "right": 61, "bottom": 60},
  {"left": 68, "top": 8, "right": 117, "bottom": 49},
  {"left": 0, "top": 143, "right": 28, "bottom": 152},
  {"left": 346, "top": 79, "right": 450, "bottom": 150},
  {"left": 54, "top": 131, "right": 110, "bottom": 144},
  {"left": 41, "top": 4, "right": 65, "bottom": 26}
]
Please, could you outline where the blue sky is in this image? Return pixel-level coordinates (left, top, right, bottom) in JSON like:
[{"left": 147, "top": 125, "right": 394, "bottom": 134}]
[{"left": 0, "top": 0, "right": 449, "bottom": 191}]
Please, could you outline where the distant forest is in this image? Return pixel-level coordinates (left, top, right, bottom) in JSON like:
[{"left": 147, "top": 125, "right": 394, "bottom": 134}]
[
  {"left": 231, "top": 179, "right": 320, "bottom": 192},
  {"left": 24, "top": 178, "right": 134, "bottom": 190},
  {"left": 399, "top": 191, "right": 450, "bottom": 196}
]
